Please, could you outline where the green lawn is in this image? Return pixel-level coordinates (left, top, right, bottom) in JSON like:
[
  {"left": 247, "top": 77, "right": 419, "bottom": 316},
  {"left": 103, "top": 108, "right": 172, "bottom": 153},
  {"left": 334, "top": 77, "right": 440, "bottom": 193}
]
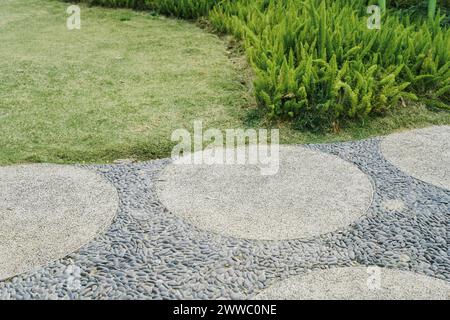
[{"left": 0, "top": 0, "right": 449, "bottom": 165}]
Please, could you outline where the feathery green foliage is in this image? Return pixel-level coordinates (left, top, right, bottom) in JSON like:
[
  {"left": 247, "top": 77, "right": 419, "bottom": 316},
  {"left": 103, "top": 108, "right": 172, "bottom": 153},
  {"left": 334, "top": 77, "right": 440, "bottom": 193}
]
[{"left": 209, "top": 0, "right": 449, "bottom": 127}]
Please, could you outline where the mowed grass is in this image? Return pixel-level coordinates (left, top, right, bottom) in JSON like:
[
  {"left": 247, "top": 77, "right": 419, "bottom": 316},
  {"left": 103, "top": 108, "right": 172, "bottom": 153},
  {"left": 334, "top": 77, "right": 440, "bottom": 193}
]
[
  {"left": 1, "top": 0, "right": 449, "bottom": 165},
  {"left": 0, "top": 0, "right": 247, "bottom": 164}
]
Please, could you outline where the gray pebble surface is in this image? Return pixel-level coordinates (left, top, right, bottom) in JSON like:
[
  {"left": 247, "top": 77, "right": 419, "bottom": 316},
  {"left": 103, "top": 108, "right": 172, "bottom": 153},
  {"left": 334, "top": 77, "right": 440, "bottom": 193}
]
[{"left": 0, "top": 137, "right": 449, "bottom": 299}]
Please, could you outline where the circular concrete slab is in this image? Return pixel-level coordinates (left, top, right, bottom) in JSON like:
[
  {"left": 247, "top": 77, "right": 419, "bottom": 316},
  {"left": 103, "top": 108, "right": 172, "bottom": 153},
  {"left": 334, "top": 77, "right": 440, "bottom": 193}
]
[
  {"left": 0, "top": 164, "right": 118, "bottom": 280},
  {"left": 255, "top": 267, "right": 450, "bottom": 300},
  {"left": 157, "top": 146, "right": 373, "bottom": 240},
  {"left": 381, "top": 126, "right": 450, "bottom": 190}
]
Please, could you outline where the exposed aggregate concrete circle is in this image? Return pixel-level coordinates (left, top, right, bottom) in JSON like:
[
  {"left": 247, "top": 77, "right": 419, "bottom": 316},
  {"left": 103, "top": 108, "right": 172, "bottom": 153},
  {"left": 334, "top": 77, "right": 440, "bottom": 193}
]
[
  {"left": 255, "top": 267, "right": 450, "bottom": 300},
  {"left": 0, "top": 164, "right": 118, "bottom": 281},
  {"left": 156, "top": 146, "right": 373, "bottom": 240},
  {"left": 381, "top": 126, "right": 450, "bottom": 190}
]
